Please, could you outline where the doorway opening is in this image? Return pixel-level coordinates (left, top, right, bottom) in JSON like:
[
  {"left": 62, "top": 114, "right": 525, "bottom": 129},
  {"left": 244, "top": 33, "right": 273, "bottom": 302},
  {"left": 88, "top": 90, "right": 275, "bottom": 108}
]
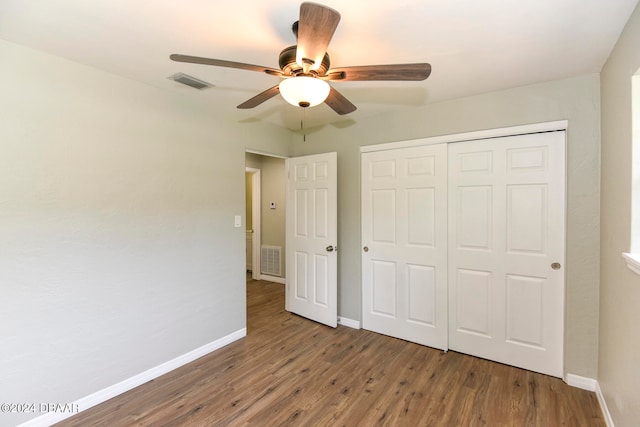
[{"left": 244, "top": 152, "right": 287, "bottom": 285}]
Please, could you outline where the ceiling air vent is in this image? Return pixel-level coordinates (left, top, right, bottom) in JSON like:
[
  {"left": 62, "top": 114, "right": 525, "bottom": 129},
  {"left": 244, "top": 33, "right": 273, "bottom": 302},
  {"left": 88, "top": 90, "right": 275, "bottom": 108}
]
[{"left": 168, "top": 72, "right": 213, "bottom": 90}]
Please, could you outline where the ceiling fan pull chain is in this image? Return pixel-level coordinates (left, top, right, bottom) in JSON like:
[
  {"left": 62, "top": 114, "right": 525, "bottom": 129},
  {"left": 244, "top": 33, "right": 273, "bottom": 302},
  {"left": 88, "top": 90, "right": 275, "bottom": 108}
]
[{"left": 301, "top": 108, "right": 307, "bottom": 142}]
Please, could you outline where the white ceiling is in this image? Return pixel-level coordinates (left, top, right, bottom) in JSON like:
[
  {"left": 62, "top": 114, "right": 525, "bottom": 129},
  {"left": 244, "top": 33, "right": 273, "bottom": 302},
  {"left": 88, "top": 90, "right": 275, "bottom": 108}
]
[{"left": 0, "top": 0, "right": 637, "bottom": 130}]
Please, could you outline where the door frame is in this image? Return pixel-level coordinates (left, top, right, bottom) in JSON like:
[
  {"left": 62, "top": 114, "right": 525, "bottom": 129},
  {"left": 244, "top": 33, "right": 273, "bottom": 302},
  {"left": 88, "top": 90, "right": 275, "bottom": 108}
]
[
  {"left": 245, "top": 149, "right": 289, "bottom": 284},
  {"left": 245, "top": 150, "right": 338, "bottom": 328},
  {"left": 246, "top": 167, "right": 261, "bottom": 280},
  {"left": 360, "top": 121, "right": 568, "bottom": 153}
]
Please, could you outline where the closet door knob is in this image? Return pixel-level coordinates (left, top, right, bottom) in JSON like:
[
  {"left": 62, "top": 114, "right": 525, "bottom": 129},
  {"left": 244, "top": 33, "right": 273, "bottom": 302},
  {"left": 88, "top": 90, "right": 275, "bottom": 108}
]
[
  {"left": 551, "top": 262, "right": 561, "bottom": 270},
  {"left": 363, "top": 246, "right": 369, "bottom": 252}
]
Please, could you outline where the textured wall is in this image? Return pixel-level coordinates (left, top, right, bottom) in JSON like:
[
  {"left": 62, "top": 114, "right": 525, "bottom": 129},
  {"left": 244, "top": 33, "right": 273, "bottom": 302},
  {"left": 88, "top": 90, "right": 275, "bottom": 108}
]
[
  {"left": 600, "top": 2, "right": 640, "bottom": 425},
  {"left": 293, "top": 74, "right": 601, "bottom": 379},
  {"left": 0, "top": 40, "right": 291, "bottom": 426}
]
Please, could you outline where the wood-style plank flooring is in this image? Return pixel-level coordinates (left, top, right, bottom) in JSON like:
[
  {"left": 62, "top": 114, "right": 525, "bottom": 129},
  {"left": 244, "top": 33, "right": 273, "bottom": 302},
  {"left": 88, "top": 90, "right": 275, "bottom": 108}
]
[{"left": 57, "top": 278, "right": 604, "bottom": 426}]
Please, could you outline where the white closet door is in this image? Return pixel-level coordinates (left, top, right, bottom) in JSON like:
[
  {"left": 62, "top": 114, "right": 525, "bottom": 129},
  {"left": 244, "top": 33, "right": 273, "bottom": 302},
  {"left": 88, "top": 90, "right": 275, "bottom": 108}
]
[
  {"left": 362, "top": 144, "right": 448, "bottom": 350},
  {"left": 448, "top": 132, "right": 566, "bottom": 377}
]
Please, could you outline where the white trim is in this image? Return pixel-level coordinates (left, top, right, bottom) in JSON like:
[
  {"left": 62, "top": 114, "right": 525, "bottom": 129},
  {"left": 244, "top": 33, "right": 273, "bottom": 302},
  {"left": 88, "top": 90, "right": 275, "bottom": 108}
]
[
  {"left": 337, "top": 316, "right": 361, "bottom": 329},
  {"left": 245, "top": 148, "right": 288, "bottom": 159},
  {"left": 564, "top": 375, "right": 615, "bottom": 427},
  {"left": 259, "top": 274, "right": 286, "bottom": 284},
  {"left": 595, "top": 381, "right": 615, "bottom": 427},
  {"left": 564, "top": 373, "right": 597, "bottom": 391},
  {"left": 246, "top": 167, "right": 261, "bottom": 281},
  {"left": 360, "top": 120, "right": 569, "bottom": 153},
  {"left": 622, "top": 252, "right": 640, "bottom": 276},
  {"left": 18, "top": 329, "right": 246, "bottom": 427}
]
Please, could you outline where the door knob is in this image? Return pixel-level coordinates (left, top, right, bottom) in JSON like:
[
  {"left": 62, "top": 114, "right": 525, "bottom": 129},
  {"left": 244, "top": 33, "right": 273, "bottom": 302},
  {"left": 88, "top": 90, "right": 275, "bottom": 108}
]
[
  {"left": 551, "top": 262, "right": 561, "bottom": 270},
  {"left": 326, "top": 245, "right": 335, "bottom": 252},
  {"left": 363, "top": 246, "right": 369, "bottom": 252}
]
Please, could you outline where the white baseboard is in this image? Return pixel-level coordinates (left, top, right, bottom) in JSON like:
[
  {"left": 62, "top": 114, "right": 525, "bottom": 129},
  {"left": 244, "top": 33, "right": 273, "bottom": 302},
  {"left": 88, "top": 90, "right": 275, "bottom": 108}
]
[
  {"left": 259, "top": 274, "right": 286, "bottom": 284},
  {"left": 565, "top": 374, "right": 614, "bottom": 427},
  {"left": 337, "top": 316, "right": 360, "bottom": 329},
  {"left": 18, "top": 328, "right": 246, "bottom": 427},
  {"left": 564, "top": 373, "right": 597, "bottom": 391},
  {"left": 595, "top": 381, "right": 615, "bottom": 427}
]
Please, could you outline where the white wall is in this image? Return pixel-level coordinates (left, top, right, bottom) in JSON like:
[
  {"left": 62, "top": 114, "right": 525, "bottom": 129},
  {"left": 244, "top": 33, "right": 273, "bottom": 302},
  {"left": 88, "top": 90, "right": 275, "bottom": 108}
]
[
  {"left": 600, "top": 2, "right": 640, "bottom": 425},
  {"left": 0, "top": 40, "right": 291, "bottom": 426},
  {"left": 293, "top": 73, "right": 601, "bottom": 379}
]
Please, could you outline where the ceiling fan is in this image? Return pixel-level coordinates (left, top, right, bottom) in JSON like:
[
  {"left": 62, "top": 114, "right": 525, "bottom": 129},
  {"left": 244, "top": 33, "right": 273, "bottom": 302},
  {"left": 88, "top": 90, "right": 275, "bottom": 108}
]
[{"left": 170, "top": 2, "right": 431, "bottom": 115}]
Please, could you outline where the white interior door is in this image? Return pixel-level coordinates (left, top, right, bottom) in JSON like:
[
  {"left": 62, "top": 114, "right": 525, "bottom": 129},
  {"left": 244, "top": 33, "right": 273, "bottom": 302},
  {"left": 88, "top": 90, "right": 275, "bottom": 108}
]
[
  {"left": 361, "top": 144, "right": 448, "bottom": 350},
  {"left": 286, "top": 152, "right": 338, "bottom": 327},
  {"left": 448, "top": 131, "right": 566, "bottom": 377}
]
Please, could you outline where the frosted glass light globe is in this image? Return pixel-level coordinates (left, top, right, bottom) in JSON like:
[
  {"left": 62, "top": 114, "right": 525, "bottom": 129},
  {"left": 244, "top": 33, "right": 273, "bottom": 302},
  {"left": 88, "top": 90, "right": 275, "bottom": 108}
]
[{"left": 279, "top": 76, "right": 330, "bottom": 108}]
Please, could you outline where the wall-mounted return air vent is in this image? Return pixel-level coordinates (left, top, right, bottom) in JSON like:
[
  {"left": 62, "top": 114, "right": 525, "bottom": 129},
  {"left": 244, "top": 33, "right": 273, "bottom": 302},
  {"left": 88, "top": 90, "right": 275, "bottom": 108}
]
[
  {"left": 261, "top": 245, "right": 281, "bottom": 277},
  {"left": 168, "top": 72, "right": 213, "bottom": 90}
]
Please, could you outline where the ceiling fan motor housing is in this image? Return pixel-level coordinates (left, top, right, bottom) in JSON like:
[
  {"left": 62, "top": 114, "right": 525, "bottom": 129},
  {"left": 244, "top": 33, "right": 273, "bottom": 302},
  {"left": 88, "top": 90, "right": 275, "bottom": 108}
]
[{"left": 278, "top": 45, "right": 330, "bottom": 77}]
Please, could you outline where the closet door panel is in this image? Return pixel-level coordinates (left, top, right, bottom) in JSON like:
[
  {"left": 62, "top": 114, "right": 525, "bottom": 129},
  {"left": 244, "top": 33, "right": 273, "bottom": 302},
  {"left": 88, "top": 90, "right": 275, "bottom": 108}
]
[
  {"left": 448, "top": 131, "right": 565, "bottom": 378},
  {"left": 362, "top": 144, "right": 448, "bottom": 350}
]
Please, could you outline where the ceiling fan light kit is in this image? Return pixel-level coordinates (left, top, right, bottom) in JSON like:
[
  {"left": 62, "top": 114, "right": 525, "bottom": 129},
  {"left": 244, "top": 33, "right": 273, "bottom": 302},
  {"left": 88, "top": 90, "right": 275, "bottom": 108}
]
[
  {"left": 170, "top": 2, "right": 431, "bottom": 115},
  {"left": 279, "top": 76, "right": 330, "bottom": 108}
]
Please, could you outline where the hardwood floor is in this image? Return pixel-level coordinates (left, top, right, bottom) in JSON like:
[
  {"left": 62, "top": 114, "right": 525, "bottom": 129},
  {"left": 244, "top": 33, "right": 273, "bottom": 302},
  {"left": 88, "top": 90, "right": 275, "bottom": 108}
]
[{"left": 57, "top": 278, "right": 605, "bottom": 426}]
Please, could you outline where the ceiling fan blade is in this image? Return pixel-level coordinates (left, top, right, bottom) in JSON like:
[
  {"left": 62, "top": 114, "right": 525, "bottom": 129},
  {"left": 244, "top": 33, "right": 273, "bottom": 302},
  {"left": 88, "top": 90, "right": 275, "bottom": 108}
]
[
  {"left": 327, "top": 63, "right": 431, "bottom": 81},
  {"left": 296, "top": 2, "right": 340, "bottom": 72},
  {"left": 237, "top": 85, "right": 280, "bottom": 109},
  {"left": 324, "top": 86, "right": 356, "bottom": 115},
  {"left": 170, "top": 54, "right": 283, "bottom": 76}
]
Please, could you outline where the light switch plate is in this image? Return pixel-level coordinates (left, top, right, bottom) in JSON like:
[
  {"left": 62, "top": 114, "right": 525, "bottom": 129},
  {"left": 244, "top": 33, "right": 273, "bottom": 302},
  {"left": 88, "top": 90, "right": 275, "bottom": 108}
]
[{"left": 234, "top": 215, "right": 241, "bottom": 228}]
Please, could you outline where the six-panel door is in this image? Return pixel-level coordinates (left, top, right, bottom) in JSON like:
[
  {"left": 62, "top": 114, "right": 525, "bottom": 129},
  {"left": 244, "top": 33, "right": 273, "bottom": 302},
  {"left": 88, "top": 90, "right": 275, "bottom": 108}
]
[
  {"left": 448, "top": 132, "right": 565, "bottom": 377},
  {"left": 361, "top": 144, "right": 448, "bottom": 350},
  {"left": 286, "top": 152, "right": 338, "bottom": 328}
]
